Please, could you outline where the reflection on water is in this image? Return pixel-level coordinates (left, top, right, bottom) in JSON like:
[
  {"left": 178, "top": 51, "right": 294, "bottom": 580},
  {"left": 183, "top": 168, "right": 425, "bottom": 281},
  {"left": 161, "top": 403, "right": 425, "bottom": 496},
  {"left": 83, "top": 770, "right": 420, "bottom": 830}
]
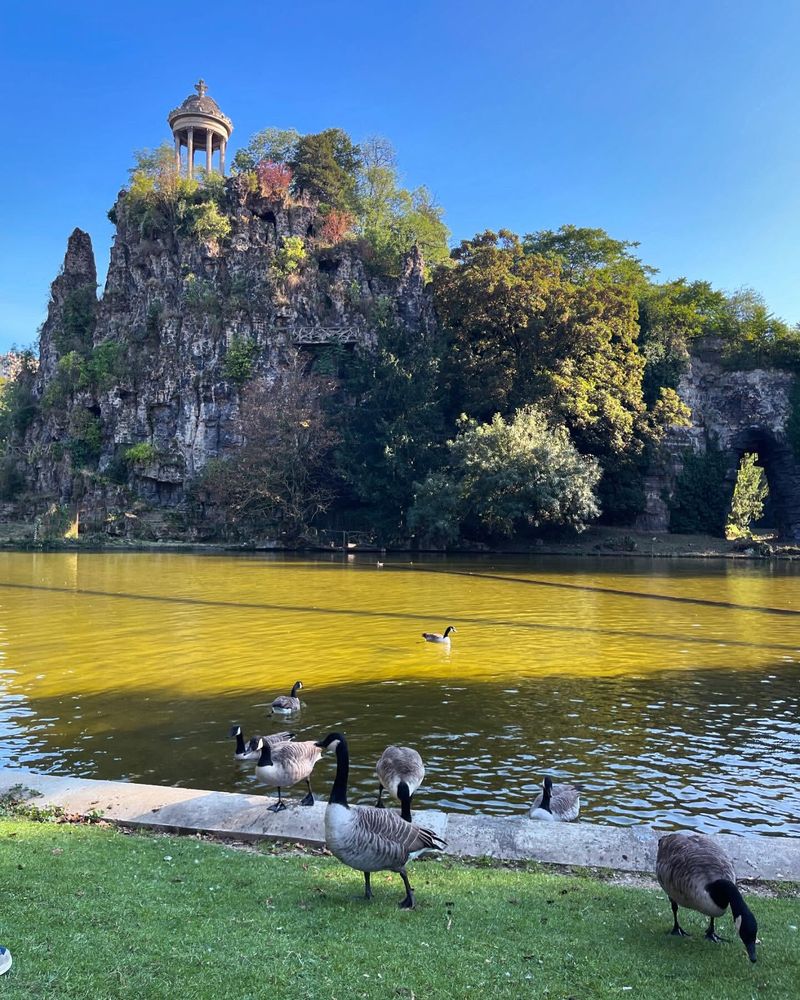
[{"left": 0, "top": 551, "right": 798, "bottom": 836}]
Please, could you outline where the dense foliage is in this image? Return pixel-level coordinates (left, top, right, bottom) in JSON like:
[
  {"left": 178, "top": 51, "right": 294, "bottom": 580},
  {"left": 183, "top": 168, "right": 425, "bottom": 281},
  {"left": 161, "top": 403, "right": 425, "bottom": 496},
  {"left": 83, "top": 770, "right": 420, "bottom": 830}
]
[
  {"left": 726, "top": 452, "right": 769, "bottom": 539},
  {"left": 195, "top": 356, "right": 339, "bottom": 541},
  {"left": 668, "top": 447, "right": 731, "bottom": 536},
  {"left": 5, "top": 121, "right": 798, "bottom": 546},
  {"left": 408, "top": 406, "right": 601, "bottom": 545}
]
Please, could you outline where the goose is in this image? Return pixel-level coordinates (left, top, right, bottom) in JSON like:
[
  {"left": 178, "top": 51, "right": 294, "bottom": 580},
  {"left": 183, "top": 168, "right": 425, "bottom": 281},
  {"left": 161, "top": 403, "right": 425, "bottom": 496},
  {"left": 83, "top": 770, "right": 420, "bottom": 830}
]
[
  {"left": 656, "top": 833, "right": 758, "bottom": 962},
  {"left": 271, "top": 681, "right": 303, "bottom": 714},
  {"left": 422, "top": 626, "right": 456, "bottom": 644},
  {"left": 376, "top": 745, "right": 425, "bottom": 821},
  {"left": 229, "top": 725, "right": 294, "bottom": 761},
  {"left": 315, "top": 731, "right": 446, "bottom": 907},
  {"left": 529, "top": 776, "right": 580, "bottom": 822},
  {"left": 254, "top": 736, "right": 324, "bottom": 812}
]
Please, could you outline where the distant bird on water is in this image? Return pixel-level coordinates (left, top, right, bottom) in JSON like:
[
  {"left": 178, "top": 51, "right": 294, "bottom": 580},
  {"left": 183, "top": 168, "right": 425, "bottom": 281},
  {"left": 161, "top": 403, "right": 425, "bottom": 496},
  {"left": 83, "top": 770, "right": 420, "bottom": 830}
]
[
  {"left": 529, "top": 776, "right": 581, "bottom": 822},
  {"left": 271, "top": 680, "right": 304, "bottom": 714},
  {"left": 376, "top": 745, "right": 425, "bottom": 821},
  {"left": 656, "top": 832, "right": 758, "bottom": 962},
  {"left": 422, "top": 626, "right": 456, "bottom": 644}
]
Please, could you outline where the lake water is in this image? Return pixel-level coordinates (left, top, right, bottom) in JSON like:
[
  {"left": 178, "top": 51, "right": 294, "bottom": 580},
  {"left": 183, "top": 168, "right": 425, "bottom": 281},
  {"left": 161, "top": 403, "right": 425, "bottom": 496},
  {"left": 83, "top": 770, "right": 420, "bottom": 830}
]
[{"left": 1, "top": 551, "right": 798, "bottom": 836}]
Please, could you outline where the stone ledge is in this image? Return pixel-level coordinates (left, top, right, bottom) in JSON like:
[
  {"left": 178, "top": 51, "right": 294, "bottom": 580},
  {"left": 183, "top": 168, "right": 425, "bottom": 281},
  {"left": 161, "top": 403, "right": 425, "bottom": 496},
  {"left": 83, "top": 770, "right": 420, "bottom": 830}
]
[{"left": 2, "top": 767, "right": 798, "bottom": 881}]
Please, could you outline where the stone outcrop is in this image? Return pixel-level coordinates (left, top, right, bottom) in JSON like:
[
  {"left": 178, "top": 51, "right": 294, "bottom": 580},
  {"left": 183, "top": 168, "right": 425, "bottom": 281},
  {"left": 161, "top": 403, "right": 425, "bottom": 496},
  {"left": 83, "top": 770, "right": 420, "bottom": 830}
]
[
  {"left": 637, "top": 338, "right": 800, "bottom": 540},
  {"left": 19, "top": 179, "right": 433, "bottom": 524}
]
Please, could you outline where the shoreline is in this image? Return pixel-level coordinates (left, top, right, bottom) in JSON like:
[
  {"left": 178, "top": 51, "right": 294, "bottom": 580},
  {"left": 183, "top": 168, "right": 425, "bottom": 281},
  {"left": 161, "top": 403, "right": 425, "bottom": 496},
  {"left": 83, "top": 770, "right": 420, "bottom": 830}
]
[
  {"left": 3, "top": 767, "right": 799, "bottom": 881},
  {"left": 1, "top": 524, "right": 798, "bottom": 559}
]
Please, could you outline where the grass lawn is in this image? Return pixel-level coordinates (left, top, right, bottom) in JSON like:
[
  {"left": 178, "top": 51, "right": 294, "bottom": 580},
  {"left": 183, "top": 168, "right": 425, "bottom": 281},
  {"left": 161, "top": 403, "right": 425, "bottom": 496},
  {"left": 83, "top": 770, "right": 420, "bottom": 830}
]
[{"left": 0, "top": 818, "right": 798, "bottom": 999}]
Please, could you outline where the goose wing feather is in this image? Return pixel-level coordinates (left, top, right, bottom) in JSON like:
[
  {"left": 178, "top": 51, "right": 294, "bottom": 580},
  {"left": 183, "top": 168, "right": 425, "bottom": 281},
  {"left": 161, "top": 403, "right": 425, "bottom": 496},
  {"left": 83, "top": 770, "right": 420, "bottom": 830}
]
[
  {"left": 656, "top": 833, "right": 736, "bottom": 915},
  {"left": 327, "top": 803, "right": 445, "bottom": 872},
  {"left": 250, "top": 731, "right": 295, "bottom": 748},
  {"left": 376, "top": 746, "right": 425, "bottom": 795},
  {"left": 530, "top": 783, "right": 580, "bottom": 821},
  {"left": 265, "top": 741, "right": 322, "bottom": 783}
]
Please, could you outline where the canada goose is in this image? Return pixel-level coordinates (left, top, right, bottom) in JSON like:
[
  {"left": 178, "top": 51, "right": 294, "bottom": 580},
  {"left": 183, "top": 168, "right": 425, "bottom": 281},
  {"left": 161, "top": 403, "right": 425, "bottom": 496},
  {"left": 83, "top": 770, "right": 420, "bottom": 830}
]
[
  {"left": 229, "top": 725, "right": 294, "bottom": 761},
  {"left": 316, "top": 732, "right": 445, "bottom": 907},
  {"left": 422, "top": 626, "right": 456, "bottom": 644},
  {"left": 271, "top": 681, "right": 303, "bottom": 714},
  {"left": 376, "top": 745, "right": 425, "bottom": 822},
  {"left": 656, "top": 833, "right": 758, "bottom": 962},
  {"left": 529, "top": 776, "right": 580, "bottom": 822},
  {"left": 254, "top": 736, "right": 323, "bottom": 812}
]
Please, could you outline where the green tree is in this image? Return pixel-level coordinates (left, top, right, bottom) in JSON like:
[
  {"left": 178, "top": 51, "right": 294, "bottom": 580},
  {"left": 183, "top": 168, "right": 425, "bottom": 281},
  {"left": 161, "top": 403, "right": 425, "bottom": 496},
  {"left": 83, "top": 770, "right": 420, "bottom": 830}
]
[
  {"left": 331, "top": 323, "right": 445, "bottom": 541},
  {"left": 433, "top": 230, "right": 646, "bottom": 457},
  {"left": 195, "top": 354, "right": 339, "bottom": 541},
  {"left": 637, "top": 279, "right": 728, "bottom": 402},
  {"left": 669, "top": 446, "right": 731, "bottom": 536},
  {"left": 523, "top": 225, "right": 655, "bottom": 287},
  {"left": 409, "top": 405, "right": 600, "bottom": 545},
  {"left": 290, "top": 128, "right": 361, "bottom": 214},
  {"left": 726, "top": 452, "right": 769, "bottom": 539},
  {"left": 356, "top": 137, "right": 450, "bottom": 275},
  {"left": 231, "top": 128, "right": 300, "bottom": 173}
]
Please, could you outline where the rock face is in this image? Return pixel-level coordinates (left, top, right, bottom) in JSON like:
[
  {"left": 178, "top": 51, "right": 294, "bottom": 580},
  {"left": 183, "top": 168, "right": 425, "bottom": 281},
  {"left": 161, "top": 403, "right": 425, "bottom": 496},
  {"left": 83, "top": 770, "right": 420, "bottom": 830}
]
[
  {"left": 20, "top": 180, "right": 433, "bottom": 526},
  {"left": 637, "top": 338, "right": 800, "bottom": 540}
]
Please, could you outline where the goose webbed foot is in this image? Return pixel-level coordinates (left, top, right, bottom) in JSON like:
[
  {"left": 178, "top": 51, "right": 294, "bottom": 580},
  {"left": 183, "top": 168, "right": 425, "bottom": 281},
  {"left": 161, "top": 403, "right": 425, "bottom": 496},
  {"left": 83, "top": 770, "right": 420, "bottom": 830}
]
[
  {"left": 267, "top": 792, "right": 287, "bottom": 814},
  {"left": 299, "top": 792, "right": 314, "bottom": 806},
  {"left": 398, "top": 867, "right": 415, "bottom": 909},
  {"left": 705, "top": 918, "right": 725, "bottom": 942}
]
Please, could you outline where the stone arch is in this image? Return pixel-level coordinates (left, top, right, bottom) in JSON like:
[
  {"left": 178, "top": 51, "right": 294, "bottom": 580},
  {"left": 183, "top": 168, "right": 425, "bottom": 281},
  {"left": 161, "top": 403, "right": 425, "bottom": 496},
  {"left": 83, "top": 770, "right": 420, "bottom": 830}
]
[{"left": 727, "top": 428, "right": 800, "bottom": 540}]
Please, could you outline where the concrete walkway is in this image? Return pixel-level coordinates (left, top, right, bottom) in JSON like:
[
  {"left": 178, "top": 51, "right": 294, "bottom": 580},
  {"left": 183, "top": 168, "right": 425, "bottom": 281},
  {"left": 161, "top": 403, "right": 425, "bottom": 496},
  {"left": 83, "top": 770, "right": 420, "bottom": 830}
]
[{"left": 2, "top": 767, "right": 799, "bottom": 882}]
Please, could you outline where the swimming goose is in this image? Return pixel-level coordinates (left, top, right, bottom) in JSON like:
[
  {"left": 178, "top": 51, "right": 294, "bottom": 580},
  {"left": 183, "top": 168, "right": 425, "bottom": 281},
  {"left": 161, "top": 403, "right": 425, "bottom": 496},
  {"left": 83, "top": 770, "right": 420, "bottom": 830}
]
[
  {"left": 529, "top": 776, "right": 580, "bottom": 822},
  {"left": 376, "top": 745, "right": 425, "bottom": 821},
  {"left": 229, "top": 725, "right": 294, "bottom": 761},
  {"left": 254, "top": 736, "right": 323, "bottom": 812},
  {"left": 656, "top": 833, "right": 758, "bottom": 962},
  {"left": 316, "top": 731, "right": 446, "bottom": 907},
  {"left": 422, "top": 626, "right": 456, "bottom": 644},
  {"left": 271, "top": 681, "right": 304, "bottom": 714}
]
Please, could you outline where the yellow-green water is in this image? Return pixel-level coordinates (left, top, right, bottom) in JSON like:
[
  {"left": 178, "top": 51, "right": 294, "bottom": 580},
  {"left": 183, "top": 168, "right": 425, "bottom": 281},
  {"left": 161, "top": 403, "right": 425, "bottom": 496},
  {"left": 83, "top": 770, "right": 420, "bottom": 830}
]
[{"left": 1, "top": 551, "right": 798, "bottom": 835}]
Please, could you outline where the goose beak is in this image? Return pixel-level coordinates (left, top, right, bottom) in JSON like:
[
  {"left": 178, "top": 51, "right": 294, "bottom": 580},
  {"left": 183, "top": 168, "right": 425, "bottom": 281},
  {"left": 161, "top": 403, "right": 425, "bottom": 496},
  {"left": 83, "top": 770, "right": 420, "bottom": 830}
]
[{"left": 746, "top": 941, "right": 757, "bottom": 963}]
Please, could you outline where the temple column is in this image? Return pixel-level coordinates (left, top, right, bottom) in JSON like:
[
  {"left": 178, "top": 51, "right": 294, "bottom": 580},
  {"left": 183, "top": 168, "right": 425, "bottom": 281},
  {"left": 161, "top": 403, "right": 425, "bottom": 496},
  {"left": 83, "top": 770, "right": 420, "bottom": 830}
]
[
  {"left": 174, "top": 134, "right": 181, "bottom": 173},
  {"left": 220, "top": 138, "right": 226, "bottom": 176},
  {"left": 187, "top": 127, "right": 194, "bottom": 179},
  {"left": 206, "top": 131, "right": 213, "bottom": 177}
]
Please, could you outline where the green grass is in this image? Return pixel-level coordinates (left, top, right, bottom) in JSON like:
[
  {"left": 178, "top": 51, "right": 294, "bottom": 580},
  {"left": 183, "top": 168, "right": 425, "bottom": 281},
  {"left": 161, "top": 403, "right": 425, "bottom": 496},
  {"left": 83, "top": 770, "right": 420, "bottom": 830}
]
[{"left": 0, "top": 819, "right": 798, "bottom": 999}]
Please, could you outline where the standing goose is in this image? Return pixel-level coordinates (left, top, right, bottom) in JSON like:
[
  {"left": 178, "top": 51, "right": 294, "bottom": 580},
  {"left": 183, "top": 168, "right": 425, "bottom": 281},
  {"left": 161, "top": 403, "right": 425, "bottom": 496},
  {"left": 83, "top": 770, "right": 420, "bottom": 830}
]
[
  {"left": 271, "top": 681, "right": 304, "bottom": 714},
  {"left": 376, "top": 745, "right": 425, "bottom": 822},
  {"left": 529, "top": 776, "right": 581, "bottom": 822},
  {"left": 656, "top": 833, "right": 758, "bottom": 962},
  {"left": 229, "top": 725, "right": 294, "bottom": 761},
  {"left": 422, "top": 626, "right": 456, "bottom": 645},
  {"left": 254, "top": 736, "right": 324, "bottom": 812},
  {"left": 316, "top": 732, "right": 446, "bottom": 908}
]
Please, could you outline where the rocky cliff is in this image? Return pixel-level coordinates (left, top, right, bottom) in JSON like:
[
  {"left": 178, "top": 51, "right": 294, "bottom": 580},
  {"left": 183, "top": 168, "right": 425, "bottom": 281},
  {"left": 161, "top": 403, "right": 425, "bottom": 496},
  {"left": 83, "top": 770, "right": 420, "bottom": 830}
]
[
  {"left": 637, "top": 337, "right": 800, "bottom": 540},
  {"left": 19, "top": 178, "right": 432, "bottom": 531}
]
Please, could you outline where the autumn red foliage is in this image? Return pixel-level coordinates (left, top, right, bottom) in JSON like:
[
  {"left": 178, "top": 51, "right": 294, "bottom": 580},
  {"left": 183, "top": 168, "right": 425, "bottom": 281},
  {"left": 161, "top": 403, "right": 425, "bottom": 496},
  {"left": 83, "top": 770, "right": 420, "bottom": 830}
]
[
  {"left": 320, "top": 209, "right": 354, "bottom": 245},
  {"left": 256, "top": 160, "right": 292, "bottom": 201}
]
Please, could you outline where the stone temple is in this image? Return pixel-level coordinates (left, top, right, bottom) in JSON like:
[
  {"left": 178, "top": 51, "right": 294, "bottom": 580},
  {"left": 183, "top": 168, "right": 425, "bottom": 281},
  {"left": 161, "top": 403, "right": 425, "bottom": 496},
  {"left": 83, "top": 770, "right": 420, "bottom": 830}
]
[{"left": 168, "top": 79, "right": 233, "bottom": 178}]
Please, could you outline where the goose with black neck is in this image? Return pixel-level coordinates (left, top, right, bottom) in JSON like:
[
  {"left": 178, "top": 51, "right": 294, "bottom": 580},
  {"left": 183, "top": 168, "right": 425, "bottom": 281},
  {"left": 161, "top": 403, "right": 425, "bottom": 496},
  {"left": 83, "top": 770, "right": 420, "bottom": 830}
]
[{"left": 316, "top": 731, "right": 446, "bottom": 907}]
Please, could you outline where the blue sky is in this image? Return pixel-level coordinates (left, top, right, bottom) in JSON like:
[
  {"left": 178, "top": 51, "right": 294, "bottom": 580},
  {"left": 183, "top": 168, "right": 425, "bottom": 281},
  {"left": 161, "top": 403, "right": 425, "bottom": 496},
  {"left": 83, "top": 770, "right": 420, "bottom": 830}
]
[{"left": 1, "top": 0, "right": 799, "bottom": 352}]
